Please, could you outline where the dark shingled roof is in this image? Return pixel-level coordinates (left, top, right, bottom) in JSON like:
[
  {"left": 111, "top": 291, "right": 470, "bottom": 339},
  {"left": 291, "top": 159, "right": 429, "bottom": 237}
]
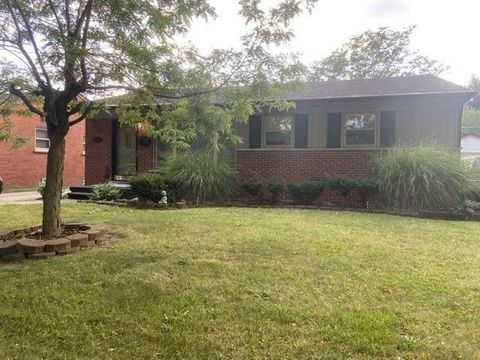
[{"left": 280, "top": 75, "right": 475, "bottom": 101}]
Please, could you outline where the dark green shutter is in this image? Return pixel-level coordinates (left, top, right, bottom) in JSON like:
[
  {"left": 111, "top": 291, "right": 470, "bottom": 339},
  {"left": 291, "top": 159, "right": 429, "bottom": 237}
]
[
  {"left": 380, "top": 111, "right": 396, "bottom": 147},
  {"left": 248, "top": 115, "right": 262, "bottom": 148},
  {"left": 327, "top": 113, "right": 342, "bottom": 148},
  {"left": 294, "top": 114, "right": 308, "bottom": 148}
]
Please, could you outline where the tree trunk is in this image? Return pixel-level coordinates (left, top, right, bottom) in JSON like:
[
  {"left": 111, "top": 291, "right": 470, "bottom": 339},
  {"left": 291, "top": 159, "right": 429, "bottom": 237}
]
[{"left": 42, "top": 133, "right": 66, "bottom": 237}]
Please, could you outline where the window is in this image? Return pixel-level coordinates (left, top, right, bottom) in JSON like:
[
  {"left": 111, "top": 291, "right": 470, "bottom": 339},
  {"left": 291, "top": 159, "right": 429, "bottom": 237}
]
[
  {"left": 265, "top": 116, "right": 293, "bottom": 146},
  {"left": 344, "top": 113, "right": 377, "bottom": 146},
  {"left": 82, "top": 136, "right": 86, "bottom": 155},
  {"left": 35, "top": 128, "right": 49, "bottom": 152}
]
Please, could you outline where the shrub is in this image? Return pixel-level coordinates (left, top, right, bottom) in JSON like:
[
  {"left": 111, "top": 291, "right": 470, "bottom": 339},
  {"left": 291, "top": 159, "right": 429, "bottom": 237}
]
[
  {"left": 265, "top": 177, "right": 285, "bottom": 204},
  {"left": 241, "top": 177, "right": 263, "bottom": 197},
  {"left": 326, "top": 174, "right": 356, "bottom": 197},
  {"left": 162, "top": 152, "right": 236, "bottom": 202},
  {"left": 129, "top": 173, "right": 180, "bottom": 202},
  {"left": 375, "top": 145, "right": 473, "bottom": 210},
  {"left": 355, "top": 178, "right": 379, "bottom": 204},
  {"left": 287, "top": 180, "right": 324, "bottom": 205},
  {"left": 90, "top": 182, "right": 121, "bottom": 201},
  {"left": 240, "top": 176, "right": 286, "bottom": 204}
]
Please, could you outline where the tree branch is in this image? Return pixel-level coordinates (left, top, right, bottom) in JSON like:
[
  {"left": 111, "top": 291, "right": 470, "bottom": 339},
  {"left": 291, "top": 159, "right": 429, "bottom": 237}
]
[
  {"left": 67, "top": 102, "right": 82, "bottom": 116},
  {"left": 65, "top": 0, "right": 71, "bottom": 33},
  {"left": 48, "top": 0, "right": 65, "bottom": 34},
  {"left": 79, "top": 0, "right": 93, "bottom": 89},
  {"left": 9, "top": 84, "right": 45, "bottom": 117},
  {"left": 11, "top": 0, "right": 52, "bottom": 88},
  {"left": 68, "top": 102, "right": 93, "bottom": 126},
  {"left": 87, "top": 84, "right": 219, "bottom": 99},
  {"left": 73, "top": 0, "right": 93, "bottom": 40},
  {"left": 4, "top": 0, "right": 46, "bottom": 89},
  {"left": 68, "top": 113, "right": 87, "bottom": 126}
]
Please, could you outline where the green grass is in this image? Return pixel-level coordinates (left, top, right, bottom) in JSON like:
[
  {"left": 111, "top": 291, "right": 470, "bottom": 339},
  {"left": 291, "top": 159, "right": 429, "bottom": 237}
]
[{"left": 0, "top": 204, "right": 479, "bottom": 359}]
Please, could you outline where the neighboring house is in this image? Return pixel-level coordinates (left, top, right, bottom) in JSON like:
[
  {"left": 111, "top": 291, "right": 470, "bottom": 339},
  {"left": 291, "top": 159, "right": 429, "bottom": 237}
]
[
  {"left": 0, "top": 114, "right": 85, "bottom": 189},
  {"left": 84, "top": 75, "right": 475, "bottom": 189},
  {"left": 461, "top": 129, "right": 480, "bottom": 164}
]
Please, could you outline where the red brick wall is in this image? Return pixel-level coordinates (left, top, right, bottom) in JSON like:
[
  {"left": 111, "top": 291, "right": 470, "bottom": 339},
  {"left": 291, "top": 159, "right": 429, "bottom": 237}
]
[
  {"left": 85, "top": 120, "right": 154, "bottom": 184},
  {"left": 235, "top": 149, "right": 379, "bottom": 206},
  {"left": 137, "top": 130, "right": 153, "bottom": 172},
  {"left": 236, "top": 149, "right": 378, "bottom": 179},
  {"left": 0, "top": 115, "right": 85, "bottom": 189},
  {"left": 85, "top": 118, "right": 113, "bottom": 185}
]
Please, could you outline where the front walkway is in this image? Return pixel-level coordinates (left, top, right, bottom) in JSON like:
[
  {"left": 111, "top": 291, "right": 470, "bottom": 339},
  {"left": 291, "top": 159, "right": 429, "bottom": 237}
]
[{"left": 0, "top": 191, "right": 41, "bottom": 204}]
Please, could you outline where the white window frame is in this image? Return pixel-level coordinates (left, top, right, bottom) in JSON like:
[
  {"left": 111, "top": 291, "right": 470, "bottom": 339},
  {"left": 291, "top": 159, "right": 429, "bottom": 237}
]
[
  {"left": 342, "top": 112, "right": 378, "bottom": 148},
  {"left": 82, "top": 135, "right": 86, "bottom": 155},
  {"left": 263, "top": 115, "right": 295, "bottom": 148},
  {"left": 35, "top": 127, "right": 50, "bottom": 153}
]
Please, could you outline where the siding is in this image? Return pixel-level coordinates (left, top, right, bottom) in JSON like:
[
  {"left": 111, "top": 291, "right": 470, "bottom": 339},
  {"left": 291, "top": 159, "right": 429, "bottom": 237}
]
[{"left": 237, "top": 96, "right": 463, "bottom": 149}]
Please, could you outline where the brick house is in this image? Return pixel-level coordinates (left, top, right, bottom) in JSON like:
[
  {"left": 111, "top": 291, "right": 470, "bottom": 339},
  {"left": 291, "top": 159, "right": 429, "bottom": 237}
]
[
  {"left": 84, "top": 75, "right": 475, "bottom": 189},
  {"left": 0, "top": 114, "right": 85, "bottom": 189}
]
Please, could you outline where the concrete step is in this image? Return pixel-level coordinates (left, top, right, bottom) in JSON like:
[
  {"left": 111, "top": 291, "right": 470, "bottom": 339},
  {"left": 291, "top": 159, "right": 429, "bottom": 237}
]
[{"left": 67, "top": 192, "right": 91, "bottom": 200}]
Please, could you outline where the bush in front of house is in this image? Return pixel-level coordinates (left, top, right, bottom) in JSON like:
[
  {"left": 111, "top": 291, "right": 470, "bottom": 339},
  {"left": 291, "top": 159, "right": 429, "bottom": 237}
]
[
  {"left": 240, "top": 176, "right": 286, "bottom": 205},
  {"left": 374, "top": 144, "right": 473, "bottom": 210},
  {"left": 325, "top": 174, "right": 357, "bottom": 197},
  {"left": 265, "top": 177, "right": 286, "bottom": 204},
  {"left": 241, "top": 176, "right": 263, "bottom": 197},
  {"left": 355, "top": 178, "right": 379, "bottom": 206},
  {"left": 129, "top": 173, "right": 181, "bottom": 203},
  {"left": 162, "top": 152, "right": 236, "bottom": 202},
  {"left": 90, "top": 182, "right": 121, "bottom": 201},
  {"left": 287, "top": 180, "right": 324, "bottom": 205}
]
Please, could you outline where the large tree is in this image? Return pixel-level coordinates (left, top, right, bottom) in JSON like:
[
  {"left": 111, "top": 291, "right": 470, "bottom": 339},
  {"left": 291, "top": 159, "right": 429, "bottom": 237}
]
[
  {"left": 0, "top": 0, "right": 316, "bottom": 237},
  {"left": 309, "top": 26, "right": 445, "bottom": 81}
]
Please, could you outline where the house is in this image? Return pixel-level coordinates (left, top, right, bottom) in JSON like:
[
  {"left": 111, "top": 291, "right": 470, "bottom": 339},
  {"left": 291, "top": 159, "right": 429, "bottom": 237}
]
[
  {"left": 84, "top": 75, "right": 475, "bottom": 191},
  {"left": 461, "top": 129, "right": 480, "bottom": 163},
  {"left": 0, "top": 114, "right": 85, "bottom": 189}
]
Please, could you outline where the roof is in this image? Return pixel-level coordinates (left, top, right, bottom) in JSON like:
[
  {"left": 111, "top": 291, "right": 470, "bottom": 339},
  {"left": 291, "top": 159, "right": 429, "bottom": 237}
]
[
  {"left": 279, "top": 75, "right": 476, "bottom": 101},
  {"left": 98, "top": 75, "right": 476, "bottom": 109}
]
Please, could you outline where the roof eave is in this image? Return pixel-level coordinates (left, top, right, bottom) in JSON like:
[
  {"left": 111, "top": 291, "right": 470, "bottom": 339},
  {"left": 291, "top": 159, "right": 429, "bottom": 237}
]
[{"left": 286, "top": 91, "right": 478, "bottom": 103}]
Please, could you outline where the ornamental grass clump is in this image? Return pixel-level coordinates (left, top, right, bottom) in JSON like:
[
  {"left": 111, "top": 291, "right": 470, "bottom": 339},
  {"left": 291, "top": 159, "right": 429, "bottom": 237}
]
[
  {"left": 375, "top": 145, "right": 473, "bottom": 211},
  {"left": 162, "top": 152, "right": 236, "bottom": 202}
]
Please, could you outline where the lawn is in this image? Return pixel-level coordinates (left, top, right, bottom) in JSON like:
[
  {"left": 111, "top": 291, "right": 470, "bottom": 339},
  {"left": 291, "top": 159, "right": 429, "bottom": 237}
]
[{"left": 0, "top": 204, "right": 479, "bottom": 359}]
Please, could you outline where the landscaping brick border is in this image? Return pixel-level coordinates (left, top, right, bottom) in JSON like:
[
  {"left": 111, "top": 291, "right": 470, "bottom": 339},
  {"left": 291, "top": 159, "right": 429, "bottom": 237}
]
[{"left": 0, "top": 224, "right": 112, "bottom": 262}]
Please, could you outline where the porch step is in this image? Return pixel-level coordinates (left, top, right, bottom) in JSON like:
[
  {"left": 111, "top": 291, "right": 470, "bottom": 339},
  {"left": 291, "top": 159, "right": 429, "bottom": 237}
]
[
  {"left": 70, "top": 185, "right": 94, "bottom": 193},
  {"left": 68, "top": 191, "right": 91, "bottom": 200},
  {"left": 68, "top": 185, "right": 94, "bottom": 200},
  {"left": 67, "top": 182, "right": 134, "bottom": 200}
]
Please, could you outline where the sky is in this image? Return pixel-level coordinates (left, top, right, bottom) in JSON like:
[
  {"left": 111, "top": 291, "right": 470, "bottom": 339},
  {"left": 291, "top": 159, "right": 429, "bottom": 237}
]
[{"left": 182, "top": 0, "right": 479, "bottom": 85}]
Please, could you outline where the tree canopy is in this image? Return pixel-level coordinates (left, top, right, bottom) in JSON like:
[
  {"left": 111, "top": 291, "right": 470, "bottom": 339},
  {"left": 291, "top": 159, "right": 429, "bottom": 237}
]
[
  {"left": 309, "top": 26, "right": 445, "bottom": 81},
  {"left": 0, "top": 0, "right": 316, "bottom": 236}
]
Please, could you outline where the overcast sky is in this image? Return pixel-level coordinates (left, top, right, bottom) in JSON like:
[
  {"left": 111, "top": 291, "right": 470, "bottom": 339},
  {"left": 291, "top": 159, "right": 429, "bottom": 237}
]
[{"left": 183, "top": 0, "right": 479, "bottom": 85}]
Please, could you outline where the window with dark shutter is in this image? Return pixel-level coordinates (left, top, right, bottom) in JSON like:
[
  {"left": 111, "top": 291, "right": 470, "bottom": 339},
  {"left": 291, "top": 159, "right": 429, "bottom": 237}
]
[
  {"left": 294, "top": 114, "right": 308, "bottom": 148},
  {"left": 327, "top": 113, "right": 342, "bottom": 148},
  {"left": 248, "top": 115, "right": 262, "bottom": 148},
  {"left": 380, "top": 111, "right": 396, "bottom": 147}
]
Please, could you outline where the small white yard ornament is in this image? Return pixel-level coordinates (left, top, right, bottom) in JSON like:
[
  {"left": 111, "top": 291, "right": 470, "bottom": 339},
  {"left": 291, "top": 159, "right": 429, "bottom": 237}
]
[{"left": 159, "top": 190, "right": 168, "bottom": 205}]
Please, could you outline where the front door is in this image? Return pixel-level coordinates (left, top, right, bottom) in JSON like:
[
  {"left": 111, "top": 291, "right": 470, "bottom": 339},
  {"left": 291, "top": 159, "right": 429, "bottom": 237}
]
[{"left": 114, "top": 124, "right": 137, "bottom": 177}]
